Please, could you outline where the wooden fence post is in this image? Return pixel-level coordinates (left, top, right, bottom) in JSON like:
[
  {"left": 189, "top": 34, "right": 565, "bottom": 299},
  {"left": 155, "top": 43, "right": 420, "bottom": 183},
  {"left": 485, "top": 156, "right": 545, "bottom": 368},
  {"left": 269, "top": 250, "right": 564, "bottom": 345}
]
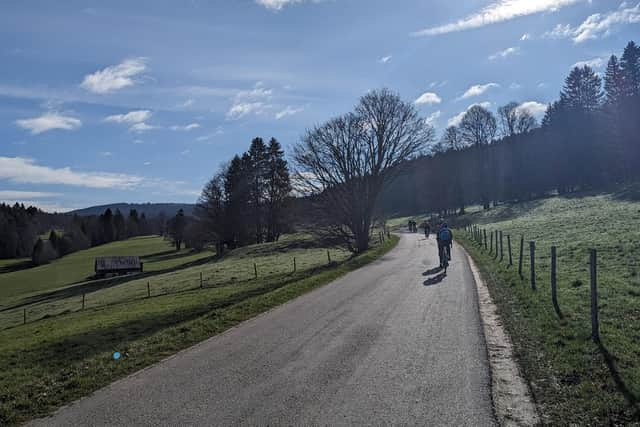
[
  {"left": 23, "top": 308, "right": 26, "bottom": 325},
  {"left": 551, "top": 246, "right": 561, "bottom": 317},
  {"left": 82, "top": 293, "right": 85, "bottom": 310},
  {"left": 530, "top": 241, "right": 536, "bottom": 290},
  {"left": 200, "top": 272, "right": 203, "bottom": 288},
  {"left": 483, "top": 229, "right": 487, "bottom": 250},
  {"left": 590, "top": 249, "right": 600, "bottom": 341},
  {"left": 518, "top": 236, "right": 524, "bottom": 279},
  {"left": 489, "top": 231, "right": 494, "bottom": 254},
  {"left": 327, "top": 250, "right": 331, "bottom": 264},
  {"left": 293, "top": 257, "right": 297, "bottom": 272},
  {"left": 507, "top": 235, "right": 513, "bottom": 266},
  {"left": 499, "top": 231, "right": 504, "bottom": 261},
  {"left": 254, "top": 263, "right": 258, "bottom": 278},
  {"left": 147, "top": 281, "right": 151, "bottom": 298}
]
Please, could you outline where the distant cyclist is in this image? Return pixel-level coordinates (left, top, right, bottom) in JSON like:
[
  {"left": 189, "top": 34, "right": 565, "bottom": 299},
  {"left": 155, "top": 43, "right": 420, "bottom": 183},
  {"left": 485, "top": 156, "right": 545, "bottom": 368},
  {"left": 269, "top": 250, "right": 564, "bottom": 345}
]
[{"left": 437, "top": 223, "right": 453, "bottom": 268}]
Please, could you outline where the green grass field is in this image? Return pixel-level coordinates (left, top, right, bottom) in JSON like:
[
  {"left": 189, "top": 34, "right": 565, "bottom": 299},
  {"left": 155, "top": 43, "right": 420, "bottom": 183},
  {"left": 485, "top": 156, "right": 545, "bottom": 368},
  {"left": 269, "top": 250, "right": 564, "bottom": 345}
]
[
  {"left": 457, "top": 193, "right": 640, "bottom": 425},
  {"left": 0, "top": 232, "right": 398, "bottom": 425}
]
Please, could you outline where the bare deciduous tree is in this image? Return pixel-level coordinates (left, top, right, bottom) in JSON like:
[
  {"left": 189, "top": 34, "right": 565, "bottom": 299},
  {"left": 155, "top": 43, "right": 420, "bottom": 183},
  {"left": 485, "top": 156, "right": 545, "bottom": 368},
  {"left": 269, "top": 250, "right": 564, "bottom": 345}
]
[
  {"left": 294, "top": 88, "right": 434, "bottom": 252},
  {"left": 498, "top": 102, "right": 537, "bottom": 137},
  {"left": 460, "top": 105, "right": 497, "bottom": 146}
]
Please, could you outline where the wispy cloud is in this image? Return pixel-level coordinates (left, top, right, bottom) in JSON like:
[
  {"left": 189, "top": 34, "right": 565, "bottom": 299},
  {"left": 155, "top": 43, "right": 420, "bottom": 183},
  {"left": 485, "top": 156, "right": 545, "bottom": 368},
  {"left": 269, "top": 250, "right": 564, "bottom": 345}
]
[
  {"left": 412, "top": 0, "right": 584, "bottom": 37},
  {"left": 15, "top": 112, "right": 81, "bottom": 135},
  {"left": 275, "top": 106, "right": 304, "bottom": 119},
  {"left": 414, "top": 92, "right": 442, "bottom": 105},
  {"left": 226, "top": 82, "right": 274, "bottom": 120},
  {"left": 488, "top": 46, "right": 520, "bottom": 60},
  {"left": 256, "top": 0, "right": 325, "bottom": 10},
  {"left": 104, "top": 110, "right": 155, "bottom": 132},
  {"left": 378, "top": 55, "right": 392, "bottom": 64},
  {"left": 81, "top": 57, "right": 147, "bottom": 94},
  {"left": 544, "top": 3, "right": 640, "bottom": 43},
  {"left": 460, "top": 83, "right": 499, "bottom": 100},
  {"left": 520, "top": 33, "right": 532, "bottom": 40},
  {"left": 0, "top": 157, "right": 143, "bottom": 189},
  {"left": 572, "top": 57, "right": 605, "bottom": 68},
  {"left": 104, "top": 110, "right": 151, "bottom": 124},
  {"left": 448, "top": 102, "right": 492, "bottom": 127},
  {"left": 170, "top": 123, "right": 201, "bottom": 131},
  {"left": 425, "top": 111, "right": 441, "bottom": 127}
]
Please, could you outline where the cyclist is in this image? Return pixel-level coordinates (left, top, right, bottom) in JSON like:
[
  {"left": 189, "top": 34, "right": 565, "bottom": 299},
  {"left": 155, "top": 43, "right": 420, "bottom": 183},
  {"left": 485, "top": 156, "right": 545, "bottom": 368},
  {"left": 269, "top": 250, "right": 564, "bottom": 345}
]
[{"left": 437, "top": 223, "right": 453, "bottom": 268}]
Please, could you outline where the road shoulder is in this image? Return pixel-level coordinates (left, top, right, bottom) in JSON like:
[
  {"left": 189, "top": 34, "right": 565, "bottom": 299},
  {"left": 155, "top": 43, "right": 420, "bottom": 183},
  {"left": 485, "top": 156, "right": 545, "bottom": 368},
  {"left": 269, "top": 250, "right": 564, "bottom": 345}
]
[{"left": 462, "top": 245, "right": 540, "bottom": 426}]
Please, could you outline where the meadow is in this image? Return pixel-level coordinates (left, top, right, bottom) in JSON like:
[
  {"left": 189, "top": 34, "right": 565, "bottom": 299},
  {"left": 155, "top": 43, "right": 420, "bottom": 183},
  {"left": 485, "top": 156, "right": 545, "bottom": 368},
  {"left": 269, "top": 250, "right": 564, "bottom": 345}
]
[
  {"left": 456, "top": 192, "right": 640, "bottom": 425},
  {"left": 0, "top": 233, "right": 398, "bottom": 425}
]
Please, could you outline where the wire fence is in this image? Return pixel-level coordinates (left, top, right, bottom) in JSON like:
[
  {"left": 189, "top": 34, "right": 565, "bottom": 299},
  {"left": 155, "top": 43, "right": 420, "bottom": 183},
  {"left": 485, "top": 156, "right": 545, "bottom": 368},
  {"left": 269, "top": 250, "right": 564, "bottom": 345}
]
[{"left": 464, "top": 224, "right": 604, "bottom": 341}]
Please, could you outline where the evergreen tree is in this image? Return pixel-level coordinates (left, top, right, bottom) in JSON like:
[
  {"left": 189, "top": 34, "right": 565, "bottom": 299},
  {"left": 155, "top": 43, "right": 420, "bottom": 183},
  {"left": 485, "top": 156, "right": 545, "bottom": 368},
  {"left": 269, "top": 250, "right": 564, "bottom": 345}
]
[
  {"left": 265, "top": 138, "right": 291, "bottom": 242},
  {"left": 247, "top": 137, "right": 268, "bottom": 243},
  {"left": 620, "top": 41, "right": 640, "bottom": 98},
  {"left": 168, "top": 209, "right": 187, "bottom": 250},
  {"left": 604, "top": 55, "right": 624, "bottom": 107},
  {"left": 113, "top": 209, "right": 126, "bottom": 240},
  {"left": 560, "top": 66, "right": 603, "bottom": 112}
]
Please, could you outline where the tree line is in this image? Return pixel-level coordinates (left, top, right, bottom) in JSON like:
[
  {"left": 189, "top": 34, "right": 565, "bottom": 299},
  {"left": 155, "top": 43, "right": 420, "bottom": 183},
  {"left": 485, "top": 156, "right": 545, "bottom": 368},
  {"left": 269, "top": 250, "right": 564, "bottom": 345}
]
[
  {"left": 186, "top": 137, "right": 291, "bottom": 254},
  {"left": 378, "top": 40, "right": 640, "bottom": 216},
  {"left": 0, "top": 202, "right": 169, "bottom": 265}
]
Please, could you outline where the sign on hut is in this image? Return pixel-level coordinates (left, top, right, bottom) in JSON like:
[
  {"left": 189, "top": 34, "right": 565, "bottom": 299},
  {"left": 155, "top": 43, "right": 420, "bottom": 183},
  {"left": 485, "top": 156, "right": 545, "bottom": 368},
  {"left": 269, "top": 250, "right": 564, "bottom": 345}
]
[{"left": 94, "top": 256, "right": 143, "bottom": 278}]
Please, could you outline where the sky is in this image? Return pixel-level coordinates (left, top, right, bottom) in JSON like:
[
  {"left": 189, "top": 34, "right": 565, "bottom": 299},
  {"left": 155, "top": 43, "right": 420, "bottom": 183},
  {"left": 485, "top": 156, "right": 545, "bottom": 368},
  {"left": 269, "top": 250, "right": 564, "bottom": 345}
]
[{"left": 1, "top": 0, "right": 638, "bottom": 212}]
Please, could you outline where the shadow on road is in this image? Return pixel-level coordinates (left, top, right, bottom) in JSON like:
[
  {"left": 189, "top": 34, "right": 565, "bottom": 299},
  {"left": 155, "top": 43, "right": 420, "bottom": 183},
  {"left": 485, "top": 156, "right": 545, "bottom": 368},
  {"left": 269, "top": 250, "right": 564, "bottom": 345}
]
[
  {"left": 423, "top": 267, "right": 443, "bottom": 276},
  {"left": 423, "top": 272, "right": 446, "bottom": 286}
]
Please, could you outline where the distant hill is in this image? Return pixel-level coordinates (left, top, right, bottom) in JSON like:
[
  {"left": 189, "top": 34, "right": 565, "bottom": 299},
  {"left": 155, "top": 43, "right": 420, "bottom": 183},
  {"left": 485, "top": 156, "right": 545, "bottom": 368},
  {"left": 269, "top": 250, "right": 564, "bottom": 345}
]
[{"left": 70, "top": 203, "right": 195, "bottom": 217}]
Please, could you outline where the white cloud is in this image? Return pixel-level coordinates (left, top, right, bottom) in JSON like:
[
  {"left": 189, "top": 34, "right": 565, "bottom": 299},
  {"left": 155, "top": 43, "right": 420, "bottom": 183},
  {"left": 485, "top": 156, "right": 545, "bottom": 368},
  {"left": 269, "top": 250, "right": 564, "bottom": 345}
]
[
  {"left": 99, "top": 151, "right": 113, "bottom": 157},
  {"left": 448, "top": 102, "right": 492, "bottom": 127},
  {"left": 180, "top": 149, "right": 191, "bottom": 155},
  {"left": 81, "top": 57, "right": 147, "bottom": 94},
  {"left": 177, "top": 98, "right": 194, "bottom": 108},
  {"left": 428, "top": 81, "right": 448, "bottom": 89},
  {"left": 256, "top": 0, "right": 324, "bottom": 10},
  {"left": 104, "top": 110, "right": 151, "bottom": 124},
  {"left": 543, "top": 3, "right": 640, "bottom": 43},
  {"left": 132, "top": 139, "right": 144, "bottom": 144},
  {"left": 425, "top": 111, "right": 441, "bottom": 127},
  {"left": 414, "top": 92, "right": 442, "bottom": 105},
  {"left": 226, "top": 83, "right": 274, "bottom": 120},
  {"left": 170, "top": 123, "right": 201, "bottom": 131},
  {"left": 378, "top": 55, "right": 392, "bottom": 64},
  {"left": 460, "top": 83, "right": 499, "bottom": 99},
  {"left": 516, "top": 101, "right": 547, "bottom": 120},
  {"left": 520, "top": 33, "right": 532, "bottom": 40},
  {"left": 15, "top": 112, "right": 81, "bottom": 135},
  {"left": 510, "top": 82, "right": 522, "bottom": 90},
  {"left": 0, "top": 191, "right": 60, "bottom": 199},
  {"left": 412, "top": 0, "right": 584, "bottom": 36},
  {"left": 226, "top": 102, "right": 265, "bottom": 120},
  {"left": 104, "top": 110, "right": 155, "bottom": 132},
  {"left": 275, "top": 106, "right": 304, "bottom": 119},
  {"left": 144, "top": 161, "right": 151, "bottom": 166},
  {"left": 0, "top": 157, "right": 143, "bottom": 189},
  {"left": 130, "top": 122, "right": 156, "bottom": 133},
  {"left": 572, "top": 57, "right": 605, "bottom": 68},
  {"left": 488, "top": 46, "right": 520, "bottom": 60}
]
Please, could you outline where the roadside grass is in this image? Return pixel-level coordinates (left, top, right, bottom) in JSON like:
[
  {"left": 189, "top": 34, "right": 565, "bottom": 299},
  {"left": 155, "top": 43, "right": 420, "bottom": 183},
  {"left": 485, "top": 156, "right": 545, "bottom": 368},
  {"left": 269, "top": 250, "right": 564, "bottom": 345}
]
[
  {"left": 457, "top": 193, "right": 640, "bottom": 425},
  {"left": 0, "top": 236, "right": 207, "bottom": 305},
  {"left": 0, "top": 234, "right": 352, "bottom": 329},
  {"left": 0, "top": 234, "right": 398, "bottom": 425}
]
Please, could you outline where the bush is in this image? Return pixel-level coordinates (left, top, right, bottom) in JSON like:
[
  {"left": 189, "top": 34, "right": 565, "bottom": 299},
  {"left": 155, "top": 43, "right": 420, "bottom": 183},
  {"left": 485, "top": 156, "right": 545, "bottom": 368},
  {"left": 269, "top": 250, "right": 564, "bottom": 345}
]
[{"left": 32, "top": 238, "right": 58, "bottom": 265}]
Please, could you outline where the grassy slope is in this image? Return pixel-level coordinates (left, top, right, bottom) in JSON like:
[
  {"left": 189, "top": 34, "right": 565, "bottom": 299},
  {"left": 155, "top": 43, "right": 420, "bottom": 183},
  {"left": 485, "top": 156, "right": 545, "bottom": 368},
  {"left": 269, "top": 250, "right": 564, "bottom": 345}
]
[
  {"left": 456, "top": 194, "right": 640, "bottom": 425},
  {"left": 0, "top": 234, "right": 398, "bottom": 425},
  {"left": 0, "top": 236, "right": 211, "bottom": 304}
]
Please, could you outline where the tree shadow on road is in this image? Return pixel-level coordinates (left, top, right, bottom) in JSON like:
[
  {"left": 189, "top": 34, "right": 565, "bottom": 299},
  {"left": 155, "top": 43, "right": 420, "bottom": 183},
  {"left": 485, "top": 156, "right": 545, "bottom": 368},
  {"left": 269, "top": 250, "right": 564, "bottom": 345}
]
[{"left": 423, "top": 272, "right": 446, "bottom": 286}]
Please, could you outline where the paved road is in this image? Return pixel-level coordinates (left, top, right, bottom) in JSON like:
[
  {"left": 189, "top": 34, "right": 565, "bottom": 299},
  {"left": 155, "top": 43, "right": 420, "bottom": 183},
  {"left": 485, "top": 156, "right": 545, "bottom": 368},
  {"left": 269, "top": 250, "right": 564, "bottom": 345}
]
[{"left": 31, "top": 232, "right": 495, "bottom": 426}]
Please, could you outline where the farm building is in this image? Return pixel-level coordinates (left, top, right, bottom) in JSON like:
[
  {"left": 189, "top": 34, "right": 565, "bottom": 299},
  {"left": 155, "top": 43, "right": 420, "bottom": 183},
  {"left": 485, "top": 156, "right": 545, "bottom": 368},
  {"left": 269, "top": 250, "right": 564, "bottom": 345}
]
[{"left": 94, "top": 256, "right": 143, "bottom": 277}]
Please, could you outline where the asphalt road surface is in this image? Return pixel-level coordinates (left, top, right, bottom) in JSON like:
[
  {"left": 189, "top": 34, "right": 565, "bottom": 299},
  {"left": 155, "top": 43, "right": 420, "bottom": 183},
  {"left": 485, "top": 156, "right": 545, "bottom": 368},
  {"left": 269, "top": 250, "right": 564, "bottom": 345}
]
[{"left": 31, "top": 232, "right": 495, "bottom": 426}]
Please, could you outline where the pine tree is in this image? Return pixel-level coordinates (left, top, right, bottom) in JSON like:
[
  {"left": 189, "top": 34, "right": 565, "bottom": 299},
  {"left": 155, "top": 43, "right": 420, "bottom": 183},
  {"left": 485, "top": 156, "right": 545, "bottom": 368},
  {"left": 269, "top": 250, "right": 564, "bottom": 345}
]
[
  {"left": 113, "top": 209, "right": 126, "bottom": 240},
  {"left": 560, "top": 66, "right": 603, "bottom": 113},
  {"left": 620, "top": 41, "right": 640, "bottom": 98},
  {"left": 247, "top": 137, "right": 268, "bottom": 243},
  {"left": 604, "top": 55, "right": 624, "bottom": 107},
  {"left": 265, "top": 138, "right": 291, "bottom": 241}
]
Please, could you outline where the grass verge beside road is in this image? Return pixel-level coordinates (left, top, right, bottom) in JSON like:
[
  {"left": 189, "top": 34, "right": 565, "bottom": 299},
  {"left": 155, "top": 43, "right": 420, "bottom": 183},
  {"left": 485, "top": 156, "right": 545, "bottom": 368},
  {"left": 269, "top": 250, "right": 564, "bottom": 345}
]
[
  {"left": 0, "top": 234, "right": 398, "bottom": 425},
  {"left": 456, "top": 194, "right": 640, "bottom": 425}
]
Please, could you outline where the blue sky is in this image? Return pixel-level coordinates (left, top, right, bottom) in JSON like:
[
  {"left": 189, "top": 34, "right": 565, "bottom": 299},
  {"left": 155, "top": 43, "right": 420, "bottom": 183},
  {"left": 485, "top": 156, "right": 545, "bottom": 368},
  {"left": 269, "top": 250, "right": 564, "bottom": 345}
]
[{"left": 1, "top": 0, "right": 638, "bottom": 212}]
